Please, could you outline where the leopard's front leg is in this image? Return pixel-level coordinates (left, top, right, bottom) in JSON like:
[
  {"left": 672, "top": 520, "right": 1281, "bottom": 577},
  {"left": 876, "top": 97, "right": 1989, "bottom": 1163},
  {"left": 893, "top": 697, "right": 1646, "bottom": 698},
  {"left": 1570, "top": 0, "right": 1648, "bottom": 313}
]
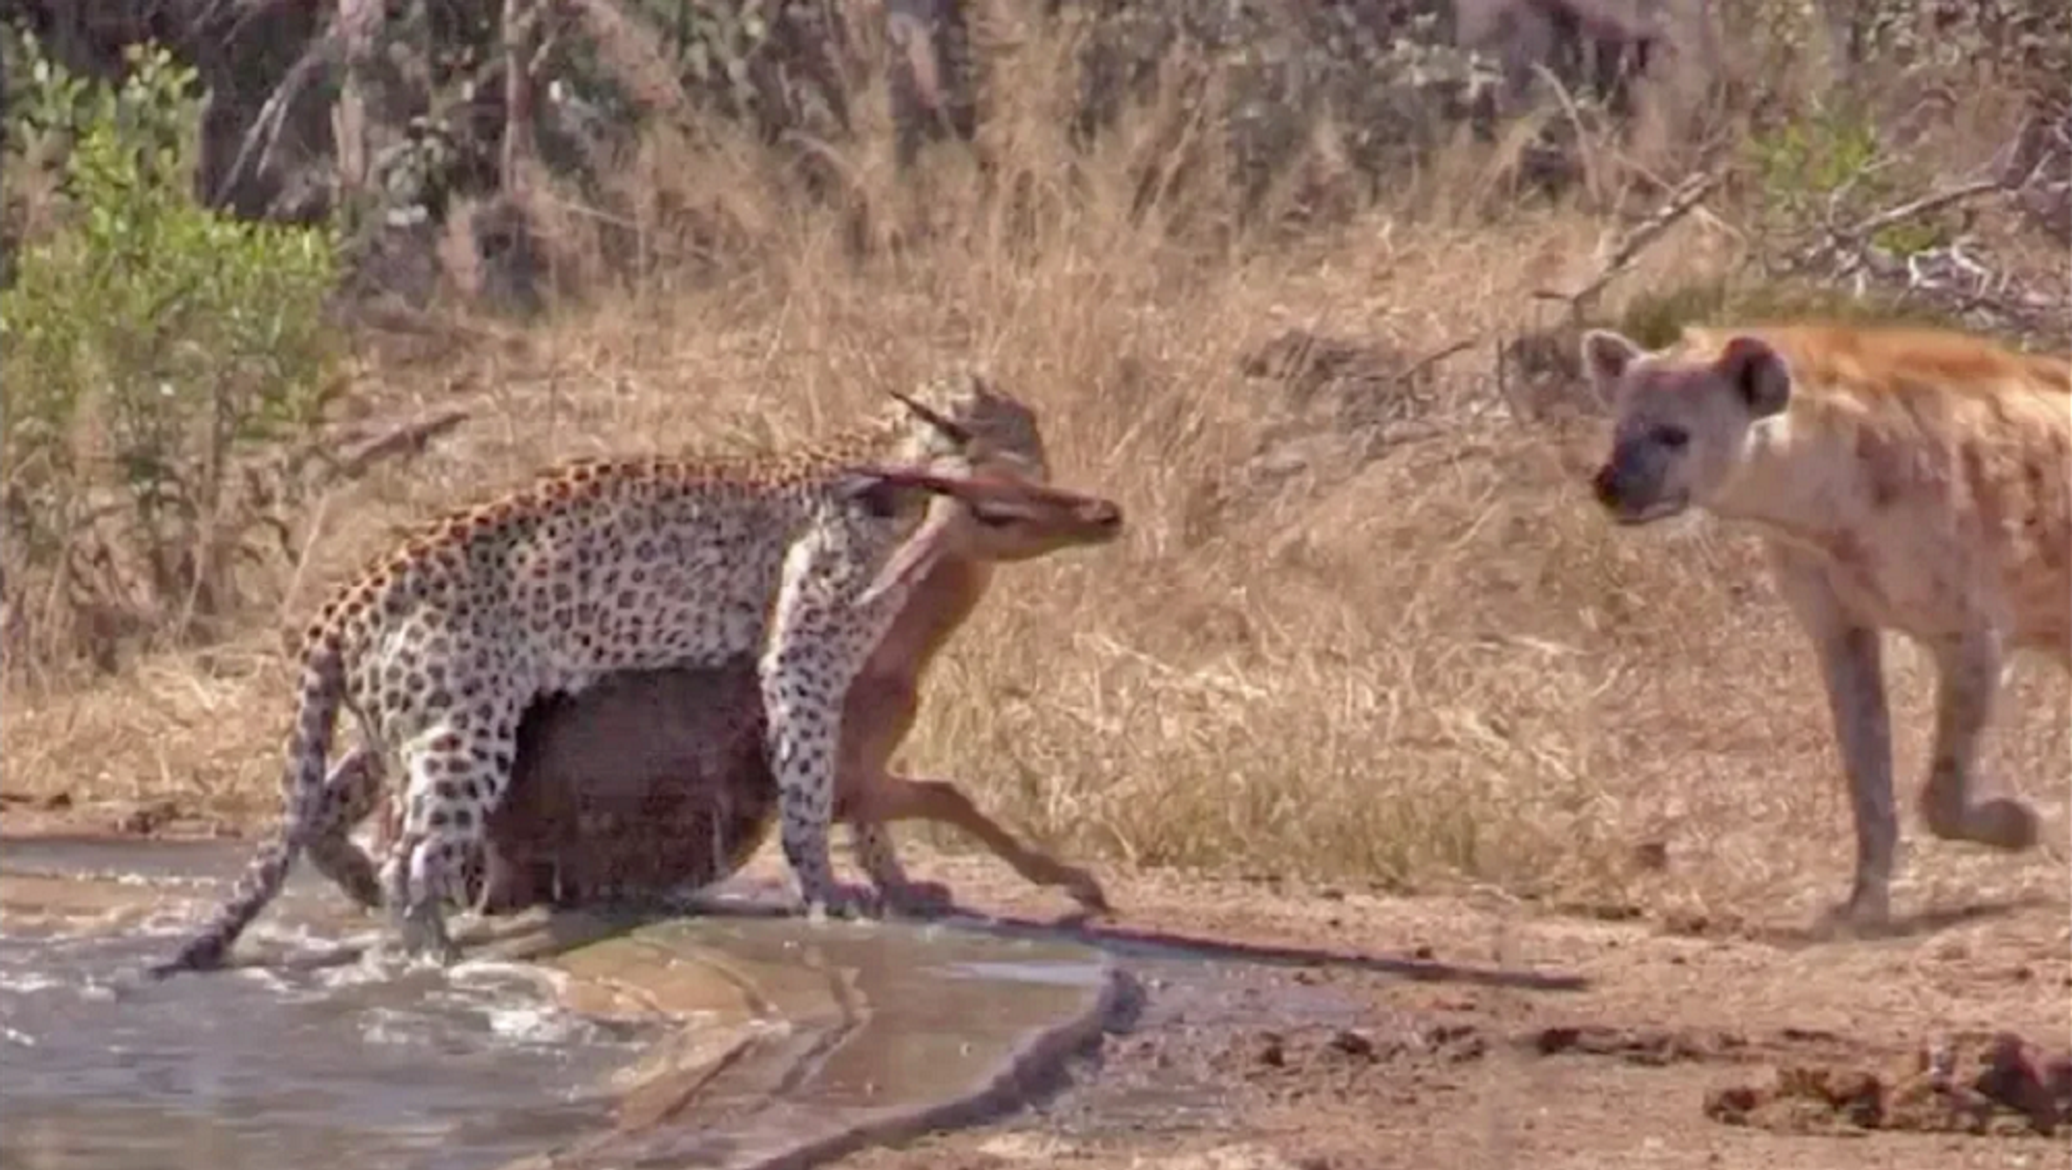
[{"left": 761, "top": 514, "right": 917, "bottom": 919}]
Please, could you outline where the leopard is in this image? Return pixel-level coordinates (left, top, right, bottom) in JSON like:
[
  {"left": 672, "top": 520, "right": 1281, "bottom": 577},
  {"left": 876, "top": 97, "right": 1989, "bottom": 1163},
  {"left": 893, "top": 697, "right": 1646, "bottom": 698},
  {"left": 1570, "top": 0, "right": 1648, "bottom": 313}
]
[
  {"left": 148, "top": 370, "right": 1068, "bottom": 976},
  {"left": 1584, "top": 320, "right": 2070, "bottom": 932},
  {"left": 343, "top": 465, "right": 1123, "bottom": 919}
]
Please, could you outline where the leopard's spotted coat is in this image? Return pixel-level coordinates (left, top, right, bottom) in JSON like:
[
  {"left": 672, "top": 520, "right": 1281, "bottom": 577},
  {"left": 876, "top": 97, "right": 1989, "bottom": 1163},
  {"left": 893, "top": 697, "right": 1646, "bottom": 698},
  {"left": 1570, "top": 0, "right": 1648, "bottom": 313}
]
[{"left": 152, "top": 371, "right": 1046, "bottom": 975}]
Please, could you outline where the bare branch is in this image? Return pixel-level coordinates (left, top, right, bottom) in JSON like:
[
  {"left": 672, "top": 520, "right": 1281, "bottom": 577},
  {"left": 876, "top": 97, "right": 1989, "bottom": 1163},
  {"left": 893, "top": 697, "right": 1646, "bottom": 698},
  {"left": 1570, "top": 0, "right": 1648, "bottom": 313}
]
[
  {"left": 1398, "top": 338, "right": 1478, "bottom": 386},
  {"left": 329, "top": 410, "right": 473, "bottom": 481},
  {"left": 501, "top": 0, "right": 537, "bottom": 196},
  {"left": 213, "top": 24, "right": 345, "bottom": 209},
  {"left": 1532, "top": 169, "right": 1722, "bottom": 315},
  {"left": 1840, "top": 179, "right": 2002, "bottom": 242}
]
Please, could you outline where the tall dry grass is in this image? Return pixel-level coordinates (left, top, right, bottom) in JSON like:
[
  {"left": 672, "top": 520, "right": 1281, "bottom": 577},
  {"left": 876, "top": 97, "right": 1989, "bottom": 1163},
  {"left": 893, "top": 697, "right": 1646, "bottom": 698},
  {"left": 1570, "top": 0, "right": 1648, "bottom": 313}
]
[{"left": 4, "top": 7, "right": 2065, "bottom": 928}]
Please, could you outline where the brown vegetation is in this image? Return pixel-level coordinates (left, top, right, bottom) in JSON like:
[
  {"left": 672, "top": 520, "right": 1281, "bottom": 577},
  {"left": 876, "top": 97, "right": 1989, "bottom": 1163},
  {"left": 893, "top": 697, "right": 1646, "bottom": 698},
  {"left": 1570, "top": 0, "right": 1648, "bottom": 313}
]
[{"left": 2, "top": 1, "right": 2065, "bottom": 936}]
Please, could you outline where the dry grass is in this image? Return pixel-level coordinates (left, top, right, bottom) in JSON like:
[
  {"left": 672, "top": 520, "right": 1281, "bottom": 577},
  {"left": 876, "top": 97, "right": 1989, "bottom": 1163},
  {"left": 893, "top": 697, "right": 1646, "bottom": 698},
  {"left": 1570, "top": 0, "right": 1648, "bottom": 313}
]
[{"left": 3, "top": 12, "right": 2065, "bottom": 931}]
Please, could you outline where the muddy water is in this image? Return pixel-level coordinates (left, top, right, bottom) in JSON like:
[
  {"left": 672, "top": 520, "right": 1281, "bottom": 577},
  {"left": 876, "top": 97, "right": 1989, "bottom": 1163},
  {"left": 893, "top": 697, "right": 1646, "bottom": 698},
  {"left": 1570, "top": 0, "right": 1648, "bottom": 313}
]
[
  {"left": 0, "top": 838, "right": 1119, "bottom": 1170},
  {"left": 0, "top": 838, "right": 652, "bottom": 1170}
]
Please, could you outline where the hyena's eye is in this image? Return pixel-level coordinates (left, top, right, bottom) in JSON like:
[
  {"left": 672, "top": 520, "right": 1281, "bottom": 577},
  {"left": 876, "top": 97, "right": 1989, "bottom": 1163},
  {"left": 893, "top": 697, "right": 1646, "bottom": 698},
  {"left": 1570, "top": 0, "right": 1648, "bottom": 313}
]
[{"left": 1652, "top": 425, "right": 1690, "bottom": 450}]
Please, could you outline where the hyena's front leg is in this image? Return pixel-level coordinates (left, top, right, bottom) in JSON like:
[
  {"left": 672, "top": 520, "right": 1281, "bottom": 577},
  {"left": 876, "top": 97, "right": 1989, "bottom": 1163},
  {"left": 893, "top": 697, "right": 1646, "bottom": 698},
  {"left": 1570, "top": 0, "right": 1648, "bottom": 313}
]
[
  {"left": 1920, "top": 625, "right": 2040, "bottom": 852},
  {"left": 1771, "top": 549, "right": 1898, "bottom": 927},
  {"left": 1810, "top": 625, "right": 1900, "bottom": 927}
]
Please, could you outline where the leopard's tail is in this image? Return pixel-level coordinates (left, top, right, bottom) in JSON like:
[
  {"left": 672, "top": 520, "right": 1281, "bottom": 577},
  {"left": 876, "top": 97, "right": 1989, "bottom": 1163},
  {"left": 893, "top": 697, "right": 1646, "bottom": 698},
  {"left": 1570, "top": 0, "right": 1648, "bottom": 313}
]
[{"left": 148, "top": 639, "right": 347, "bottom": 978}]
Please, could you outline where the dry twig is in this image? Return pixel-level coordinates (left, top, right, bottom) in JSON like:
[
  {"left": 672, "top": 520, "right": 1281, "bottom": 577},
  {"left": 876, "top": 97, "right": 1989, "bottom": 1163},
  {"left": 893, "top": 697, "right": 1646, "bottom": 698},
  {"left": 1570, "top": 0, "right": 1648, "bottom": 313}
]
[
  {"left": 1532, "top": 170, "right": 1722, "bottom": 318},
  {"left": 329, "top": 410, "right": 473, "bottom": 481}
]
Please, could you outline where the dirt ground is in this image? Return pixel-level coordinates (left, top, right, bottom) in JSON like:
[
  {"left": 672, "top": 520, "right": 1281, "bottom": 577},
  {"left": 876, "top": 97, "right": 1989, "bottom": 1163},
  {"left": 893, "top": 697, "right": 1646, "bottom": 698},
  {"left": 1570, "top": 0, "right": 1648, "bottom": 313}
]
[{"left": 795, "top": 848, "right": 2072, "bottom": 1170}]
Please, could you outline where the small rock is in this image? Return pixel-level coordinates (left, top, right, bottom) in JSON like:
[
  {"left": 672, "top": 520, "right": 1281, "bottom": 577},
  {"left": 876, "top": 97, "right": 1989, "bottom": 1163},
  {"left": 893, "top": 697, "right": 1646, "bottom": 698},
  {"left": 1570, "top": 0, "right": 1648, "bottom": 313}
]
[
  {"left": 1257, "top": 1033, "right": 1287, "bottom": 1068},
  {"left": 1662, "top": 910, "right": 1710, "bottom": 936},
  {"left": 1703, "top": 1085, "right": 1762, "bottom": 1126},
  {"left": 1329, "top": 1029, "right": 1376, "bottom": 1060}
]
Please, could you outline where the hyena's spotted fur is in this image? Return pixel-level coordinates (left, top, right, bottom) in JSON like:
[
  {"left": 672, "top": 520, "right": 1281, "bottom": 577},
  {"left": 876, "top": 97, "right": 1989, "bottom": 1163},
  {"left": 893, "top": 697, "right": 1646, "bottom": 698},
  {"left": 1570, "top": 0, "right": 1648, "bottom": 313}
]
[{"left": 1586, "top": 321, "right": 2070, "bottom": 930}]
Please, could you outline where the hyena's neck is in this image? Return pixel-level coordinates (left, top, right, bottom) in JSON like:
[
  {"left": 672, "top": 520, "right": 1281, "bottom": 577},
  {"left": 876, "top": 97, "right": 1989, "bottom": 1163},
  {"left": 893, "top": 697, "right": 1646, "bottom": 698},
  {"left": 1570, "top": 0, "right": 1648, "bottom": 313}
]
[{"left": 1704, "top": 413, "right": 1861, "bottom": 548}]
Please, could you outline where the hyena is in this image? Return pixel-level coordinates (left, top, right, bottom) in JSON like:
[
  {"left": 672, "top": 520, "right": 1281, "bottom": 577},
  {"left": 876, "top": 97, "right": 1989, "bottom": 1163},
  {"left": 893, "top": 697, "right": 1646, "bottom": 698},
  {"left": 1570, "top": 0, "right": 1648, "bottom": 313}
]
[{"left": 1584, "top": 321, "right": 2069, "bottom": 930}]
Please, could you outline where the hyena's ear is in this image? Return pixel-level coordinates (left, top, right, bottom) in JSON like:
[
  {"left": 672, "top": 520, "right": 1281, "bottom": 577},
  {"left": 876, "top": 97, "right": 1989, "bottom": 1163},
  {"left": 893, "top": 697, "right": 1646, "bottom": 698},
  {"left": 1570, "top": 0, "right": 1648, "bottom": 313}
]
[
  {"left": 1716, "top": 335, "right": 1791, "bottom": 418},
  {"left": 1580, "top": 329, "right": 1644, "bottom": 393}
]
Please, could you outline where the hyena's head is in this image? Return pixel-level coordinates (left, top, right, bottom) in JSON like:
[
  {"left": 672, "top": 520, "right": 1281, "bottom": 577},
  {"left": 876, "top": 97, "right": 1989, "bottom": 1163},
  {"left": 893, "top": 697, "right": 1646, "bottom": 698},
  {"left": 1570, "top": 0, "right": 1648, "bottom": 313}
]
[{"left": 1581, "top": 327, "right": 1793, "bottom": 525}]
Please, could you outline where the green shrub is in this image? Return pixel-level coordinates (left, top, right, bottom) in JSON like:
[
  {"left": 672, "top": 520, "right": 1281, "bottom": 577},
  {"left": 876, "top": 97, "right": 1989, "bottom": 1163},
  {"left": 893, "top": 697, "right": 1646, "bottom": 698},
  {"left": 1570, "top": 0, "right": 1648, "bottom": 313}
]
[
  {"left": 1744, "top": 98, "right": 1950, "bottom": 260},
  {"left": 1, "top": 37, "right": 343, "bottom": 674}
]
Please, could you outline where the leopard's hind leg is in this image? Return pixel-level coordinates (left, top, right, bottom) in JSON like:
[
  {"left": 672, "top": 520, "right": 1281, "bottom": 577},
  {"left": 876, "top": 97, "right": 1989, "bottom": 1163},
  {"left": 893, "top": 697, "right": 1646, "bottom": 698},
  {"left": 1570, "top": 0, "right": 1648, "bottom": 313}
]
[
  {"left": 303, "top": 745, "right": 388, "bottom": 911},
  {"left": 378, "top": 702, "right": 522, "bottom": 963}
]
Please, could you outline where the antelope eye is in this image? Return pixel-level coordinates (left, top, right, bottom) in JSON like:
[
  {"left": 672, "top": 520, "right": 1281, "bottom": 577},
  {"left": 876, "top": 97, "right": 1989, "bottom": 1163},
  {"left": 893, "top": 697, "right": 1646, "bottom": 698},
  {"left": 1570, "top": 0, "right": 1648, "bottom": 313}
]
[
  {"left": 972, "top": 506, "right": 1019, "bottom": 528},
  {"left": 1653, "top": 425, "right": 1690, "bottom": 450}
]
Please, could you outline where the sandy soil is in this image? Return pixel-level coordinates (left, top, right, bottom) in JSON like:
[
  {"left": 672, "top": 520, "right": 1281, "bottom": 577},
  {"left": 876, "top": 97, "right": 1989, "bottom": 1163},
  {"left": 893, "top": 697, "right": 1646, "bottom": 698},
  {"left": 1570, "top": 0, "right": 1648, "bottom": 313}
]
[{"left": 807, "top": 850, "right": 2072, "bottom": 1170}]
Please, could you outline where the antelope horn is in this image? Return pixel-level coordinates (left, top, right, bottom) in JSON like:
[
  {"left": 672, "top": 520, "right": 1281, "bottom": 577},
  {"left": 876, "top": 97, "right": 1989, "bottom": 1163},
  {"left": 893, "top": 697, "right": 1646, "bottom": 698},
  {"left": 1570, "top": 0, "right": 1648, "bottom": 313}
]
[{"left": 887, "top": 388, "right": 974, "bottom": 447}]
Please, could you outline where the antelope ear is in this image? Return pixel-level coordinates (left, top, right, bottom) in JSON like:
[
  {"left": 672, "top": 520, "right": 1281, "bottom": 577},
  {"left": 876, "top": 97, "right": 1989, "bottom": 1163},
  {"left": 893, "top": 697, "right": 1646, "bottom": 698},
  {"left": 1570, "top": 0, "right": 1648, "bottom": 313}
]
[
  {"left": 834, "top": 471, "right": 905, "bottom": 519},
  {"left": 850, "top": 463, "right": 1107, "bottom": 513},
  {"left": 835, "top": 465, "right": 978, "bottom": 519},
  {"left": 856, "top": 494, "right": 964, "bottom": 609}
]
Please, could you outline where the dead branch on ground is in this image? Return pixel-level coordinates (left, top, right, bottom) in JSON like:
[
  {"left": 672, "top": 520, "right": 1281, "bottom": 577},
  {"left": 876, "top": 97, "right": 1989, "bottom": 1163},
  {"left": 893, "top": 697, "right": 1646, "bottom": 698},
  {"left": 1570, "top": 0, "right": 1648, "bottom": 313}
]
[{"left": 327, "top": 409, "right": 473, "bottom": 482}]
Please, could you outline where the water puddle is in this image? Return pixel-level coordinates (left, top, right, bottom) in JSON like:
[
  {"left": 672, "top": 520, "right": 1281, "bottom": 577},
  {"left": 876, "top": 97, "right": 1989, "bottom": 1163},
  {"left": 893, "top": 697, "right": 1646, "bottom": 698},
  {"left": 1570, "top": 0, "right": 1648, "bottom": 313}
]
[
  {"left": 0, "top": 839, "right": 650, "bottom": 1170},
  {"left": 0, "top": 837, "right": 1119, "bottom": 1170}
]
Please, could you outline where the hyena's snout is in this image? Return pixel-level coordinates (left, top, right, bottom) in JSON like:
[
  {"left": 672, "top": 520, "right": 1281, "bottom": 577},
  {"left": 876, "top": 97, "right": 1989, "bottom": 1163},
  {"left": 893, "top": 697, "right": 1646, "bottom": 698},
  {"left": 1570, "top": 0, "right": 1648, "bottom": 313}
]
[
  {"left": 1590, "top": 458, "right": 1632, "bottom": 511},
  {"left": 1589, "top": 443, "right": 1673, "bottom": 522}
]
